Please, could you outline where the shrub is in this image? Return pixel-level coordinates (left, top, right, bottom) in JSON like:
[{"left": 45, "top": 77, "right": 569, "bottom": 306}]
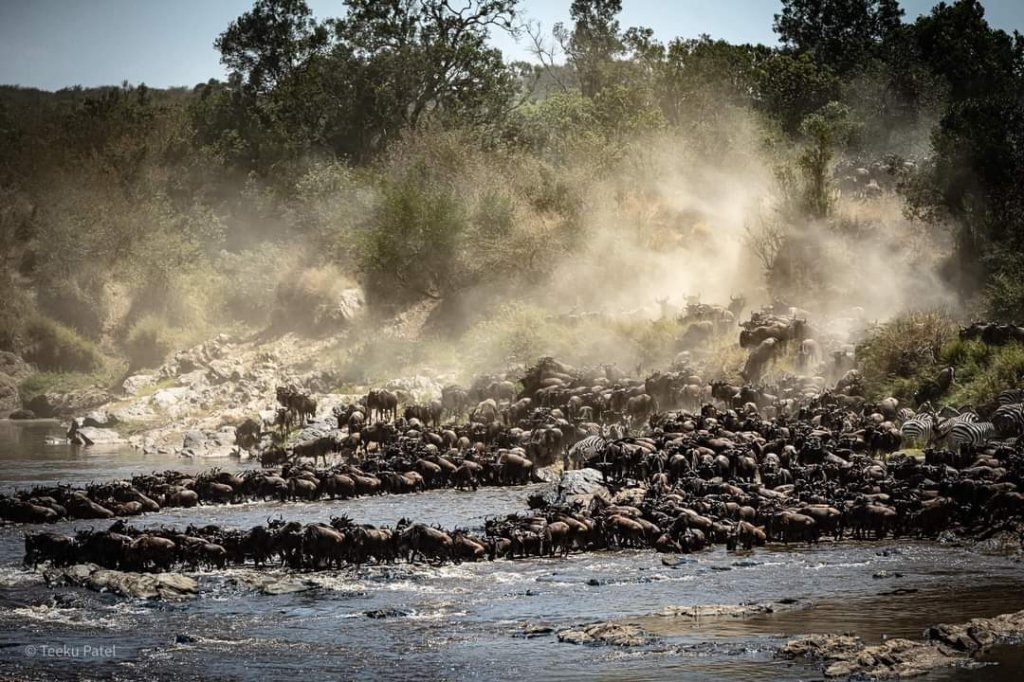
[
  {"left": 22, "top": 316, "right": 103, "bottom": 372},
  {"left": 124, "top": 315, "right": 175, "bottom": 370},
  {"left": 857, "top": 312, "right": 958, "bottom": 399}
]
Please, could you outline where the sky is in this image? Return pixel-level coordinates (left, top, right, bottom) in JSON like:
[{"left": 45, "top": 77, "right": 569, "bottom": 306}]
[{"left": 0, "top": 0, "right": 1022, "bottom": 91}]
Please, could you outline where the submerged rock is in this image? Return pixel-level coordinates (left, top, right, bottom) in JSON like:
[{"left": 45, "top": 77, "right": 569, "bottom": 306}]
[
  {"left": 926, "top": 609, "right": 1024, "bottom": 653},
  {"left": 520, "top": 623, "right": 555, "bottom": 637},
  {"left": 779, "top": 609, "right": 1024, "bottom": 679},
  {"left": 365, "top": 608, "right": 412, "bottom": 619},
  {"left": 43, "top": 564, "right": 197, "bottom": 600},
  {"left": 557, "top": 622, "right": 652, "bottom": 647},
  {"left": 658, "top": 603, "right": 777, "bottom": 619}
]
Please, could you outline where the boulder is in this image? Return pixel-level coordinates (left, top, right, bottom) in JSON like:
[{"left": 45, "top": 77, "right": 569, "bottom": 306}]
[
  {"left": 207, "top": 359, "right": 241, "bottom": 384},
  {"left": 43, "top": 564, "right": 197, "bottom": 600},
  {"left": 0, "top": 351, "right": 31, "bottom": 382},
  {"left": 122, "top": 374, "right": 157, "bottom": 396},
  {"left": 0, "top": 375, "right": 19, "bottom": 416},
  {"left": 177, "top": 370, "right": 209, "bottom": 389},
  {"left": 557, "top": 622, "right": 652, "bottom": 647},
  {"left": 25, "top": 388, "right": 111, "bottom": 419},
  {"left": 544, "top": 468, "right": 611, "bottom": 507},
  {"left": 9, "top": 408, "right": 36, "bottom": 420},
  {"left": 82, "top": 409, "right": 118, "bottom": 428},
  {"left": 658, "top": 603, "right": 777, "bottom": 619},
  {"left": 151, "top": 387, "right": 189, "bottom": 410},
  {"left": 69, "top": 426, "right": 126, "bottom": 446}
]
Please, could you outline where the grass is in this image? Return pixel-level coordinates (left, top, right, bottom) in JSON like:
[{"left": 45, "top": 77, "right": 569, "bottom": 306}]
[
  {"left": 18, "top": 361, "right": 125, "bottom": 403},
  {"left": 856, "top": 312, "right": 1024, "bottom": 409}
]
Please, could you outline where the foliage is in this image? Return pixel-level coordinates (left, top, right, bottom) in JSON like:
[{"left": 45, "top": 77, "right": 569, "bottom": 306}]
[
  {"left": 21, "top": 316, "right": 104, "bottom": 373},
  {"left": 857, "top": 312, "right": 957, "bottom": 398},
  {"left": 124, "top": 315, "right": 175, "bottom": 370},
  {"left": 774, "top": 0, "right": 903, "bottom": 74}
]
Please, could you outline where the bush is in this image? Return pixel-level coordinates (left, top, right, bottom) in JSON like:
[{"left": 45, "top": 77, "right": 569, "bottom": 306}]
[
  {"left": 986, "top": 268, "right": 1024, "bottom": 322},
  {"left": 857, "top": 312, "right": 958, "bottom": 399},
  {"left": 35, "top": 274, "right": 108, "bottom": 340},
  {"left": 124, "top": 315, "right": 175, "bottom": 370},
  {"left": 22, "top": 316, "right": 104, "bottom": 372},
  {"left": 949, "top": 343, "right": 1024, "bottom": 408}
]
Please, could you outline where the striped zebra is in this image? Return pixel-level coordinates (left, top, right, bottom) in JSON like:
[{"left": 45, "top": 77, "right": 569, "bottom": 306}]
[
  {"left": 899, "top": 414, "right": 935, "bottom": 448},
  {"left": 895, "top": 407, "right": 916, "bottom": 424},
  {"left": 998, "top": 389, "right": 1024, "bottom": 405},
  {"left": 935, "top": 410, "right": 978, "bottom": 441},
  {"left": 564, "top": 425, "right": 626, "bottom": 470},
  {"left": 943, "top": 421, "right": 996, "bottom": 450},
  {"left": 993, "top": 403, "right": 1024, "bottom": 437}
]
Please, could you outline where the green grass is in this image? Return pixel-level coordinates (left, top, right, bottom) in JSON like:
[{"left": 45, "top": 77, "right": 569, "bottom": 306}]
[
  {"left": 856, "top": 313, "right": 1024, "bottom": 408},
  {"left": 18, "top": 362, "right": 124, "bottom": 403}
]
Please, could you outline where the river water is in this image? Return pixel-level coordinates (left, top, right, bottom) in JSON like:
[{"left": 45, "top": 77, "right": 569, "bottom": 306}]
[{"left": 1, "top": 420, "right": 1022, "bottom": 681}]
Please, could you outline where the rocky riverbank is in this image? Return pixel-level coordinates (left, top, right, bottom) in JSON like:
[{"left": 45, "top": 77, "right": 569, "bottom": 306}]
[{"left": 5, "top": 331, "right": 450, "bottom": 461}]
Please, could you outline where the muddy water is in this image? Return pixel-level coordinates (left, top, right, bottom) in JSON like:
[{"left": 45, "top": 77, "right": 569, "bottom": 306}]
[{"left": 1, "top": 422, "right": 1023, "bottom": 681}]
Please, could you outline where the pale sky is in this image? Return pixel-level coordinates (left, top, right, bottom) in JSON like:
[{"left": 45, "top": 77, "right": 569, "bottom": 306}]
[{"left": 0, "top": 0, "right": 1021, "bottom": 90}]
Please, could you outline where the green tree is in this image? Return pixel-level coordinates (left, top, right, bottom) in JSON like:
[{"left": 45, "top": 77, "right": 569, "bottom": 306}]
[
  {"left": 798, "top": 101, "right": 855, "bottom": 218},
  {"left": 754, "top": 52, "right": 839, "bottom": 133},
  {"left": 774, "top": 0, "right": 903, "bottom": 74},
  {"left": 555, "top": 0, "right": 624, "bottom": 98},
  {"left": 215, "top": 0, "right": 327, "bottom": 95}
]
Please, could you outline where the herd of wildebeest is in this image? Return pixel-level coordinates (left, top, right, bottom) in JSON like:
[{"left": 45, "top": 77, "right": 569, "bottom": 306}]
[{"left": 11, "top": 308, "right": 1024, "bottom": 574}]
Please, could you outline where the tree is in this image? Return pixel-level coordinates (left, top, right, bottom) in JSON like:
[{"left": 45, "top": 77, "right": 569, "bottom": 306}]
[
  {"left": 216, "top": 0, "right": 327, "bottom": 95},
  {"left": 797, "top": 101, "right": 855, "bottom": 218},
  {"left": 754, "top": 52, "right": 839, "bottom": 133},
  {"left": 912, "top": 0, "right": 1023, "bottom": 102},
  {"left": 555, "top": 0, "right": 624, "bottom": 98},
  {"left": 331, "top": 0, "right": 519, "bottom": 154},
  {"left": 774, "top": 0, "right": 903, "bottom": 74}
]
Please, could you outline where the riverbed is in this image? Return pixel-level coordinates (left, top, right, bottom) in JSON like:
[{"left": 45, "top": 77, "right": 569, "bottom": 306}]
[{"left": 1, "top": 420, "right": 1022, "bottom": 681}]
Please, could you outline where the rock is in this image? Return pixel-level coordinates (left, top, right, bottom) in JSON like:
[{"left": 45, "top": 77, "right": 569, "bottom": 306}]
[
  {"left": 175, "top": 633, "right": 199, "bottom": 644},
  {"left": 207, "top": 359, "right": 241, "bottom": 384},
  {"left": 545, "top": 468, "right": 611, "bottom": 507},
  {"left": 122, "top": 374, "right": 157, "bottom": 396},
  {"left": 521, "top": 624, "right": 555, "bottom": 637},
  {"left": 151, "top": 387, "right": 189, "bottom": 410},
  {"left": 42, "top": 564, "right": 197, "bottom": 600},
  {"left": 183, "top": 430, "right": 207, "bottom": 449},
  {"left": 82, "top": 409, "right": 118, "bottom": 428},
  {"left": 365, "top": 608, "right": 412, "bottom": 619},
  {"left": 557, "top": 622, "right": 652, "bottom": 647},
  {"left": 658, "top": 603, "right": 776, "bottom": 619},
  {"left": 177, "top": 370, "right": 209, "bottom": 389},
  {"left": 25, "top": 388, "right": 111, "bottom": 419},
  {"left": 226, "top": 572, "right": 314, "bottom": 595},
  {"left": 69, "top": 426, "right": 126, "bottom": 446},
  {"left": 260, "top": 580, "right": 313, "bottom": 595},
  {"left": 0, "top": 374, "right": 19, "bottom": 416},
  {"left": 9, "top": 408, "right": 35, "bottom": 420},
  {"left": 0, "top": 351, "right": 31, "bottom": 382},
  {"left": 926, "top": 609, "right": 1024, "bottom": 653},
  {"left": 780, "top": 633, "right": 967, "bottom": 679}
]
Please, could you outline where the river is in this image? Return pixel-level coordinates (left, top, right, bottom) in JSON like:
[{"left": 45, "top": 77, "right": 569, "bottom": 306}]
[{"left": 1, "top": 420, "right": 1022, "bottom": 681}]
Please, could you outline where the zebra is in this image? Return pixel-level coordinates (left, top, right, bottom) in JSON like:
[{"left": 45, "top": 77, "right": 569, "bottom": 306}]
[
  {"left": 564, "top": 424, "right": 627, "bottom": 470},
  {"left": 998, "top": 389, "right": 1024, "bottom": 405},
  {"left": 943, "top": 421, "right": 996, "bottom": 451},
  {"left": 993, "top": 403, "right": 1024, "bottom": 437},
  {"left": 935, "top": 410, "right": 978, "bottom": 442},
  {"left": 899, "top": 414, "right": 935, "bottom": 448}
]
